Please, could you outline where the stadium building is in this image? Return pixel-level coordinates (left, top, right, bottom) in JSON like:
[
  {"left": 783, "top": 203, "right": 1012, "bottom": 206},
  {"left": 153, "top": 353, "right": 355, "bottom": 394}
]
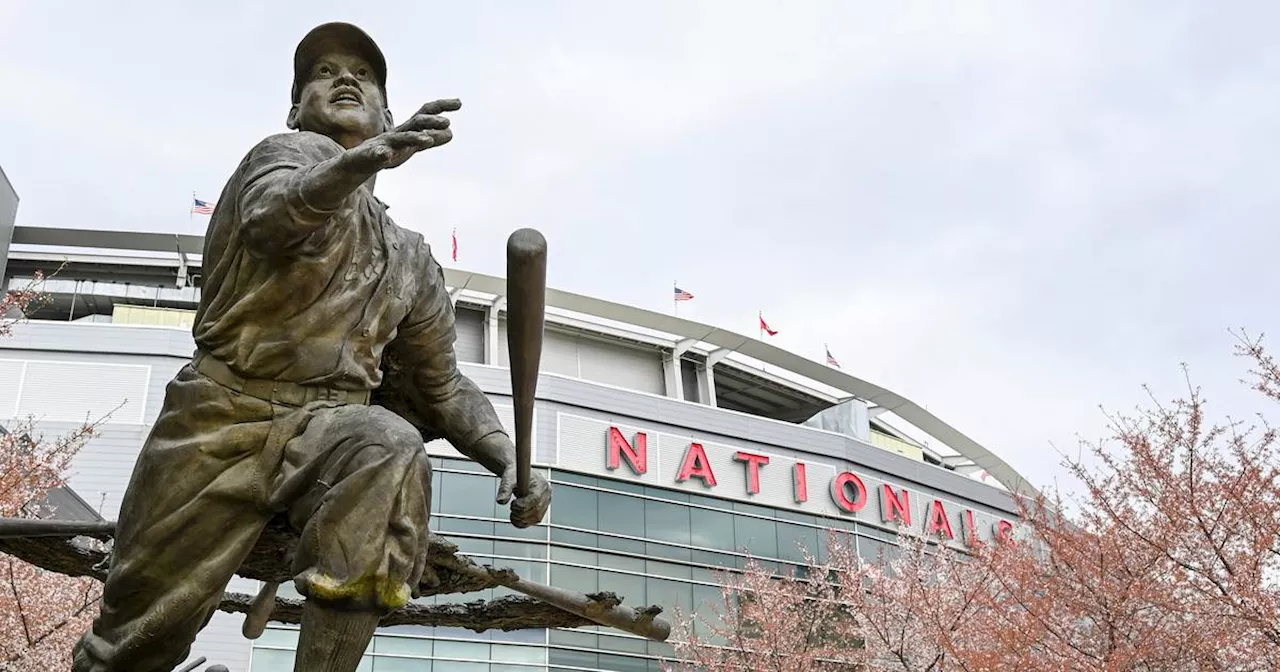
[{"left": 0, "top": 174, "right": 1029, "bottom": 671}]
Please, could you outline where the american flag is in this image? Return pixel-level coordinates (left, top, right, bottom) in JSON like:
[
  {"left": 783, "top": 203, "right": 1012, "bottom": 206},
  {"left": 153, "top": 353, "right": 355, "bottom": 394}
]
[
  {"left": 673, "top": 286, "right": 694, "bottom": 302},
  {"left": 191, "top": 197, "right": 215, "bottom": 215},
  {"left": 825, "top": 345, "right": 840, "bottom": 368}
]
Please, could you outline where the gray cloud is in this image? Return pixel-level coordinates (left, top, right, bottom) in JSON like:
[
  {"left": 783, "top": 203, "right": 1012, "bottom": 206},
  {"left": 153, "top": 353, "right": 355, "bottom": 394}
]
[{"left": 3, "top": 1, "right": 1278, "bottom": 491}]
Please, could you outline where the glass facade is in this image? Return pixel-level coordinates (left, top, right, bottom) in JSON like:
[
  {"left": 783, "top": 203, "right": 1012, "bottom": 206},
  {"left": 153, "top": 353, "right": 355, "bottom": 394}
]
[{"left": 249, "top": 457, "right": 910, "bottom": 672}]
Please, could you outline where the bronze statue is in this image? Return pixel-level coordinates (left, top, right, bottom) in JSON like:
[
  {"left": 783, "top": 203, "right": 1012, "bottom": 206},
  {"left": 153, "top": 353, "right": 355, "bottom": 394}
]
[{"left": 71, "top": 22, "right": 554, "bottom": 672}]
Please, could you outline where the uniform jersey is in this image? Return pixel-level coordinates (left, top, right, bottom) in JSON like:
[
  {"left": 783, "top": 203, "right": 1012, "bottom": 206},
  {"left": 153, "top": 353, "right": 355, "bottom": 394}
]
[{"left": 195, "top": 130, "right": 454, "bottom": 392}]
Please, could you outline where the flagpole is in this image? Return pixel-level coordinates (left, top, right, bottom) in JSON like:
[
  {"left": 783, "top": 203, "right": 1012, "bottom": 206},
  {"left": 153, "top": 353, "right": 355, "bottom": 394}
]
[
  {"left": 673, "top": 281, "right": 678, "bottom": 317},
  {"left": 189, "top": 191, "right": 194, "bottom": 232}
]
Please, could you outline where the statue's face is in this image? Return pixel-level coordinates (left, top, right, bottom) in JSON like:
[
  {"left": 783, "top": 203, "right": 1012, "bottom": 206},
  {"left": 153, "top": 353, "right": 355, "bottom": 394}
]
[{"left": 290, "top": 51, "right": 388, "bottom": 147}]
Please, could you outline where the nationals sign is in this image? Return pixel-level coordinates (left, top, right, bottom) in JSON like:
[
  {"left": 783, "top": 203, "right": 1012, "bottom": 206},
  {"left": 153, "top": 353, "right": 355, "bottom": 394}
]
[{"left": 555, "top": 413, "right": 1015, "bottom": 548}]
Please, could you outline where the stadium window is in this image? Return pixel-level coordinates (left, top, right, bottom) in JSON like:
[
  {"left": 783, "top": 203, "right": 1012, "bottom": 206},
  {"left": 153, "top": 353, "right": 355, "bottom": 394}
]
[
  {"left": 438, "top": 472, "right": 499, "bottom": 518},
  {"left": 549, "top": 629, "right": 598, "bottom": 649},
  {"left": 598, "top": 532, "right": 647, "bottom": 555},
  {"left": 644, "top": 559, "right": 693, "bottom": 580},
  {"left": 490, "top": 643, "right": 547, "bottom": 664},
  {"left": 369, "top": 656, "right": 427, "bottom": 672},
  {"left": 775, "top": 522, "right": 820, "bottom": 564},
  {"left": 597, "top": 491, "right": 646, "bottom": 538},
  {"left": 431, "top": 640, "right": 489, "bottom": 661},
  {"left": 733, "top": 515, "right": 778, "bottom": 559},
  {"left": 437, "top": 517, "right": 495, "bottom": 537},
  {"left": 644, "top": 540, "right": 691, "bottom": 563},
  {"left": 550, "top": 527, "right": 598, "bottom": 548},
  {"left": 689, "top": 507, "right": 735, "bottom": 551},
  {"left": 598, "top": 633, "right": 649, "bottom": 655},
  {"left": 552, "top": 470, "right": 598, "bottom": 487},
  {"left": 373, "top": 634, "right": 435, "bottom": 655},
  {"left": 550, "top": 648, "right": 600, "bottom": 669},
  {"left": 550, "top": 485, "right": 597, "bottom": 530},
  {"left": 646, "top": 577, "right": 693, "bottom": 618},
  {"left": 599, "top": 570, "right": 646, "bottom": 609},
  {"left": 249, "top": 649, "right": 296, "bottom": 672},
  {"left": 550, "top": 563, "right": 598, "bottom": 596},
  {"left": 599, "top": 652, "right": 651, "bottom": 672},
  {"left": 644, "top": 499, "right": 691, "bottom": 546}
]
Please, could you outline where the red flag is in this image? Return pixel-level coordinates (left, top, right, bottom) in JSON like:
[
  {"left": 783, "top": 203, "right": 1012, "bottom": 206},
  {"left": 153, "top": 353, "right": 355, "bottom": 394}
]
[
  {"left": 451, "top": 228, "right": 458, "bottom": 262},
  {"left": 759, "top": 312, "right": 778, "bottom": 336}
]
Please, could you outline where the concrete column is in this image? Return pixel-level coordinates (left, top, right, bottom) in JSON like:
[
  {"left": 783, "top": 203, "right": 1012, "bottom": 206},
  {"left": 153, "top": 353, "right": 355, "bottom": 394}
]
[
  {"left": 485, "top": 297, "right": 506, "bottom": 365},
  {"left": 662, "top": 339, "right": 697, "bottom": 400},
  {"left": 699, "top": 348, "right": 731, "bottom": 407}
]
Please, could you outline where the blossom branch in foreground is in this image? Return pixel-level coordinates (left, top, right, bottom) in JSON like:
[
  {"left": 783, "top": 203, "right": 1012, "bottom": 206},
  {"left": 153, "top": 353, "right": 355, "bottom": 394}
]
[
  {"left": 1, "top": 271, "right": 110, "bottom": 668},
  {"left": 668, "top": 336, "right": 1280, "bottom": 671}
]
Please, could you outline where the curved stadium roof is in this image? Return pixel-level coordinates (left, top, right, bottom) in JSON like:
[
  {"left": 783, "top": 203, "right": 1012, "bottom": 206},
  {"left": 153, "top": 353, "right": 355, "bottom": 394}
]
[{"left": 6, "top": 225, "right": 1039, "bottom": 497}]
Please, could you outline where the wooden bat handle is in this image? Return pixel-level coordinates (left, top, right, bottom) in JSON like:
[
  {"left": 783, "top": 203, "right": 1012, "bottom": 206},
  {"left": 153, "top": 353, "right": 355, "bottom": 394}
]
[{"left": 506, "top": 228, "right": 547, "bottom": 498}]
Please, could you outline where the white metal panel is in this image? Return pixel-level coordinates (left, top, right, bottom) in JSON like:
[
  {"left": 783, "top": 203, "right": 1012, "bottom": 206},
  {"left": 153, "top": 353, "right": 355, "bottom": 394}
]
[
  {"left": 63, "top": 422, "right": 146, "bottom": 519},
  {"left": 577, "top": 338, "right": 664, "bottom": 396},
  {"left": 16, "top": 359, "right": 149, "bottom": 424},
  {"left": 0, "top": 359, "right": 24, "bottom": 417},
  {"left": 453, "top": 307, "right": 485, "bottom": 364}
]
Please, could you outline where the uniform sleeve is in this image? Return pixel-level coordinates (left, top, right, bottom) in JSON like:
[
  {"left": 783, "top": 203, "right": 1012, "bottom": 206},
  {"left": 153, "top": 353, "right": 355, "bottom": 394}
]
[
  {"left": 386, "top": 240, "right": 506, "bottom": 450},
  {"left": 237, "top": 133, "right": 348, "bottom": 256}
]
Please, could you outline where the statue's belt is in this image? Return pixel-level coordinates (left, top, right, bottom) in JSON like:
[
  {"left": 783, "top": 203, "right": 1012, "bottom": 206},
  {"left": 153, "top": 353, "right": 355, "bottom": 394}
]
[{"left": 192, "top": 350, "right": 372, "bottom": 407}]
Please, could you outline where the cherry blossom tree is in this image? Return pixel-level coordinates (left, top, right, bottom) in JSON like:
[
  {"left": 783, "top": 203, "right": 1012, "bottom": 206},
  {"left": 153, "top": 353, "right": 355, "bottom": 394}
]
[
  {"left": 0, "top": 276, "right": 104, "bottom": 669},
  {"left": 669, "top": 334, "right": 1280, "bottom": 671}
]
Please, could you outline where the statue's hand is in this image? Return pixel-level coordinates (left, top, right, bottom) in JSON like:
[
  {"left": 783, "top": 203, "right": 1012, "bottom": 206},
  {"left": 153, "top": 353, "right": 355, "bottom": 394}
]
[
  {"left": 496, "top": 464, "right": 551, "bottom": 529},
  {"left": 351, "top": 98, "right": 461, "bottom": 170}
]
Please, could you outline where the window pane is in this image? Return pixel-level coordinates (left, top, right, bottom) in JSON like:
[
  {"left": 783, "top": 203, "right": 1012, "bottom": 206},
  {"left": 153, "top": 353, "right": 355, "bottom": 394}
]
[
  {"left": 433, "top": 640, "right": 489, "bottom": 660},
  {"left": 599, "top": 633, "right": 649, "bottom": 654},
  {"left": 494, "top": 540, "right": 546, "bottom": 559},
  {"left": 599, "top": 570, "right": 646, "bottom": 607},
  {"left": 491, "top": 643, "right": 547, "bottom": 663},
  {"left": 690, "top": 507, "right": 735, "bottom": 551},
  {"left": 374, "top": 635, "right": 432, "bottom": 656},
  {"left": 439, "top": 473, "right": 500, "bottom": 517},
  {"left": 645, "top": 541, "right": 691, "bottom": 563},
  {"left": 551, "top": 527, "right": 598, "bottom": 548},
  {"left": 776, "top": 522, "right": 819, "bottom": 564},
  {"left": 600, "top": 652, "right": 650, "bottom": 672},
  {"left": 645, "top": 500, "right": 690, "bottom": 546},
  {"left": 551, "top": 648, "right": 600, "bottom": 668},
  {"left": 551, "top": 563, "right": 598, "bottom": 594},
  {"left": 551, "top": 485, "right": 598, "bottom": 529},
  {"left": 645, "top": 559, "right": 692, "bottom": 580},
  {"left": 438, "top": 517, "right": 495, "bottom": 537},
  {"left": 453, "top": 537, "right": 495, "bottom": 556},
  {"left": 599, "top": 553, "right": 645, "bottom": 573},
  {"left": 257, "top": 627, "right": 298, "bottom": 647},
  {"left": 551, "top": 546, "right": 598, "bottom": 566},
  {"left": 645, "top": 486, "right": 689, "bottom": 502},
  {"left": 553, "top": 470, "right": 598, "bottom": 487},
  {"left": 371, "top": 657, "right": 430, "bottom": 671},
  {"left": 250, "top": 649, "right": 295, "bottom": 672},
  {"left": 691, "top": 549, "right": 741, "bottom": 570},
  {"left": 734, "top": 515, "right": 777, "bottom": 558},
  {"left": 598, "top": 492, "right": 646, "bottom": 538},
  {"left": 647, "top": 578, "right": 693, "bottom": 616},
  {"left": 598, "top": 533, "right": 647, "bottom": 555},
  {"left": 550, "top": 629, "right": 598, "bottom": 648}
]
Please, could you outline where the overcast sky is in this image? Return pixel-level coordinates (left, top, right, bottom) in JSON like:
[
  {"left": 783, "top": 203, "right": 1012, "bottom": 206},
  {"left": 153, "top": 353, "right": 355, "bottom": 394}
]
[{"left": 3, "top": 1, "right": 1279, "bottom": 493}]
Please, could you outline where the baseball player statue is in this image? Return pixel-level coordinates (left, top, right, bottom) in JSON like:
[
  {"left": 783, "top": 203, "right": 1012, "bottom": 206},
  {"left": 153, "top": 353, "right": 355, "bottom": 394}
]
[{"left": 72, "top": 22, "right": 552, "bottom": 672}]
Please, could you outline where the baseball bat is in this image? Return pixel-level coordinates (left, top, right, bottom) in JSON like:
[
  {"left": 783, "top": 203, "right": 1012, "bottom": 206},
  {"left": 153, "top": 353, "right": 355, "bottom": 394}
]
[{"left": 505, "top": 228, "right": 547, "bottom": 498}]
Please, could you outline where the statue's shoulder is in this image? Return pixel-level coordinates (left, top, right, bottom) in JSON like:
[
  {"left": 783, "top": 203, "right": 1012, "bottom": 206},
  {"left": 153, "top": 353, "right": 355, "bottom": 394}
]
[{"left": 240, "top": 131, "right": 344, "bottom": 168}]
